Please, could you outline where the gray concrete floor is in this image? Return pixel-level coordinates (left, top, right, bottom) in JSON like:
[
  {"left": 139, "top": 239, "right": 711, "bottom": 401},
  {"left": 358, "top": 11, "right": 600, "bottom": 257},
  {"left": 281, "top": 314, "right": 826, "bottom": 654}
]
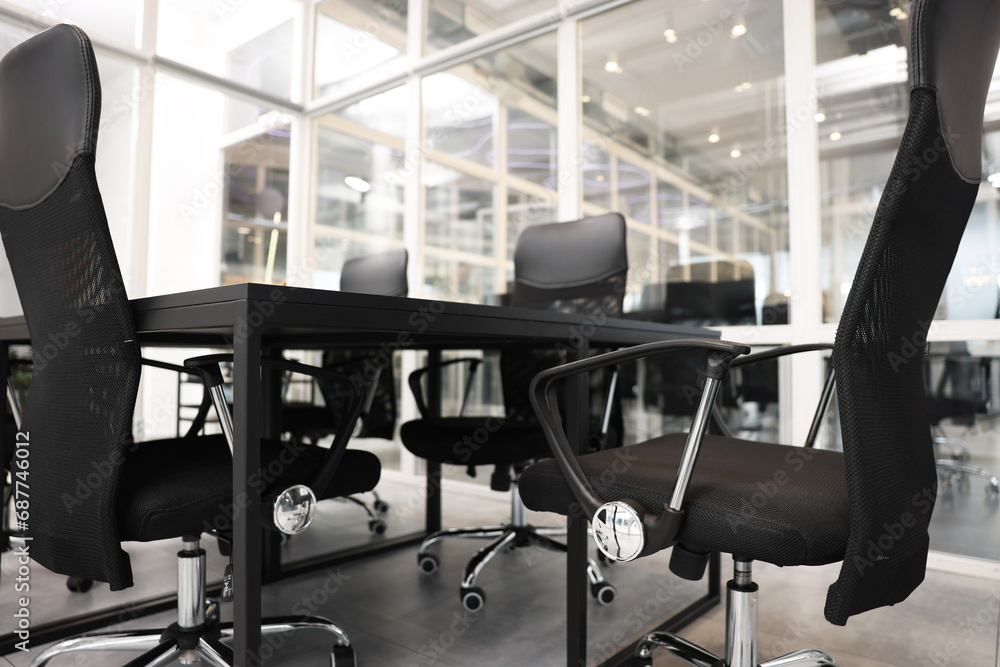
[{"left": 1, "top": 477, "right": 998, "bottom": 666}]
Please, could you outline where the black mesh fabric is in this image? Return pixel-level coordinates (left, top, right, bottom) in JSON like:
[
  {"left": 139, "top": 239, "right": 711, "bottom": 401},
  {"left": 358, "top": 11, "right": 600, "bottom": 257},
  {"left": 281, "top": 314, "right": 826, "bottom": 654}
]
[
  {"left": 520, "top": 434, "right": 850, "bottom": 566},
  {"left": 0, "top": 154, "right": 139, "bottom": 591},
  {"left": 825, "top": 86, "right": 978, "bottom": 625}
]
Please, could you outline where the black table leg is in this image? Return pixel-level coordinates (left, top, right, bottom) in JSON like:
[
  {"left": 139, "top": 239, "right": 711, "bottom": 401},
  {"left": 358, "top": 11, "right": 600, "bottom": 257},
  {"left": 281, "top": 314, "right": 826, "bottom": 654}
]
[
  {"left": 425, "top": 349, "right": 442, "bottom": 534},
  {"left": 566, "top": 340, "right": 590, "bottom": 667},
  {"left": 232, "top": 310, "right": 262, "bottom": 667},
  {"left": 260, "top": 345, "right": 283, "bottom": 583}
]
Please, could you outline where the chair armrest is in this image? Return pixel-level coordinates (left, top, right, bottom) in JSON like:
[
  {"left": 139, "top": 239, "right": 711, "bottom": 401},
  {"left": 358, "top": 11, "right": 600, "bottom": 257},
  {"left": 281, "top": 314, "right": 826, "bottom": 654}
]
[
  {"left": 730, "top": 343, "right": 833, "bottom": 367},
  {"left": 408, "top": 357, "right": 483, "bottom": 419},
  {"left": 729, "top": 343, "right": 836, "bottom": 448},
  {"left": 529, "top": 338, "right": 749, "bottom": 559},
  {"left": 142, "top": 357, "right": 213, "bottom": 437},
  {"left": 141, "top": 357, "right": 204, "bottom": 379},
  {"left": 183, "top": 353, "right": 372, "bottom": 498}
]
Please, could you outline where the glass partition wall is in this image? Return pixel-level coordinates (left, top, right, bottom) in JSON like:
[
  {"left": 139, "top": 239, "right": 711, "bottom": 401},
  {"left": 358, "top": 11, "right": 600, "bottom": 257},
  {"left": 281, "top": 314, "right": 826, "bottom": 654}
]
[{"left": 1, "top": 0, "right": 999, "bottom": 572}]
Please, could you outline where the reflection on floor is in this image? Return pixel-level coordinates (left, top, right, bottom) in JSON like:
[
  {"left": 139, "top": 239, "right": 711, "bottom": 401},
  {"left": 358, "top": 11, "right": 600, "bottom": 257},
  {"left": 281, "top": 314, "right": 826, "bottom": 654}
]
[
  {"left": 1, "top": 476, "right": 999, "bottom": 666},
  {"left": 927, "top": 422, "right": 1000, "bottom": 561}
]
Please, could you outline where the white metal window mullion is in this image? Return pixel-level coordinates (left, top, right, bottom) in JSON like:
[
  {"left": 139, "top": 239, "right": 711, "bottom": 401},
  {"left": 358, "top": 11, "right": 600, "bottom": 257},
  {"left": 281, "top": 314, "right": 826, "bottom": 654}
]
[
  {"left": 494, "top": 103, "right": 509, "bottom": 294},
  {"left": 287, "top": 0, "right": 316, "bottom": 288},
  {"left": 399, "top": 0, "right": 429, "bottom": 477},
  {"left": 130, "top": 0, "right": 159, "bottom": 440},
  {"left": 557, "top": 19, "right": 582, "bottom": 224},
  {"left": 782, "top": 0, "right": 823, "bottom": 446}
]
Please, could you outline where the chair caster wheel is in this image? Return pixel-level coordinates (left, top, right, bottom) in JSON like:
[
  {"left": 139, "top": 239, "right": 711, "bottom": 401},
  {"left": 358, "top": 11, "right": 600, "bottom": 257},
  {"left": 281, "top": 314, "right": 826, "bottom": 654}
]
[
  {"left": 374, "top": 500, "right": 389, "bottom": 513},
  {"left": 461, "top": 586, "right": 486, "bottom": 612},
  {"left": 596, "top": 550, "right": 616, "bottom": 566},
  {"left": 591, "top": 581, "right": 617, "bottom": 606},
  {"left": 369, "top": 519, "right": 387, "bottom": 536},
  {"left": 418, "top": 553, "right": 439, "bottom": 574},
  {"left": 331, "top": 644, "right": 355, "bottom": 667},
  {"left": 67, "top": 577, "right": 93, "bottom": 593}
]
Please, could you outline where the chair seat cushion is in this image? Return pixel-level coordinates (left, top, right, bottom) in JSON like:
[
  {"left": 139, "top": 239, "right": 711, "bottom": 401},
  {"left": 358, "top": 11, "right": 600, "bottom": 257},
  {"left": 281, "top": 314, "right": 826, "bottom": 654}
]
[
  {"left": 400, "top": 417, "right": 550, "bottom": 466},
  {"left": 119, "top": 434, "right": 380, "bottom": 542},
  {"left": 519, "top": 434, "right": 850, "bottom": 567}
]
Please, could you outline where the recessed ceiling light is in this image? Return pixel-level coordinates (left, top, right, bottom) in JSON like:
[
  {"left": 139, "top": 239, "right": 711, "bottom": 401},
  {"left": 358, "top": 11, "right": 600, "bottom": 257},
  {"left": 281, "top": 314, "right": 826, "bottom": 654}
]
[
  {"left": 582, "top": 94, "right": 591, "bottom": 103},
  {"left": 829, "top": 131, "right": 842, "bottom": 141},
  {"left": 595, "top": 174, "right": 606, "bottom": 182},
  {"left": 889, "top": 7, "right": 908, "bottom": 19},
  {"left": 835, "top": 112, "right": 844, "bottom": 119},
  {"left": 635, "top": 106, "right": 650, "bottom": 116},
  {"left": 605, "top": 53, "right": 621, "bottom": 73},
  {"left": 734, "top": 81, "right": 752, "bottom": 92},
  {"left": 708, "top": 133, "right": 720, "bottom": 143},
  {"left": 663, "top": 28, "right": 678, "bottom": 43},
  {"left": 988, "top": 172, "right": 1000, "bottom": 187},
  {"left": 730, "top": 147, "right": 742, "bottom": 158},
  {"left": 815, "top": 112, "right": 826, "bottom": 123},
  {"left": 731, "top": 23, "right": 747, "bottom": 38},
  {"left": 345, "top": 176, "right": 371, "bottom": 193}
]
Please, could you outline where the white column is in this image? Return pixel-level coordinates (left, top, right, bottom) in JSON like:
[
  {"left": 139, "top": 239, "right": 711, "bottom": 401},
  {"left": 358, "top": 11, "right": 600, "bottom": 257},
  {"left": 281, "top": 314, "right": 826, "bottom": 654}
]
[
  {"left": 783, "top": 0, "right": 824, "bottom": 446},
  {"left": 286, "top": 0, "right": 316, "bottom": 286},
  {"left": 131, "top": 0, "right": 158, "bottom": 438},
  {"left": 398, "top": 0, "right": 429, "bottom": 476},
  {"left": 557, "top": 19, "right": 582, "bottom": 223}
]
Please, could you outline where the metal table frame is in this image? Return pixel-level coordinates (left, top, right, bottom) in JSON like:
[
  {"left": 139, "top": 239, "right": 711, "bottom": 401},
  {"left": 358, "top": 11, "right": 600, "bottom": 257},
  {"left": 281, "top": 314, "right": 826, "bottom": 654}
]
[{"left": 0, "top": 283, "right": 721, "bottom": 666}]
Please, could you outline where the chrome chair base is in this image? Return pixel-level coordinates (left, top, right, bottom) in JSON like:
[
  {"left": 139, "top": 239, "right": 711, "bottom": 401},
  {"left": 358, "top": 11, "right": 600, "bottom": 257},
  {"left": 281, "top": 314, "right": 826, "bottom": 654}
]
[
  {"left": 631, "top": 558, "right": 836, "bottom": 667},
  {"left": 30, "top": 538, "right": 354, "bottom": 667},
  {"left": 418, "top": 478, "right": 615, "bottom": 611}
]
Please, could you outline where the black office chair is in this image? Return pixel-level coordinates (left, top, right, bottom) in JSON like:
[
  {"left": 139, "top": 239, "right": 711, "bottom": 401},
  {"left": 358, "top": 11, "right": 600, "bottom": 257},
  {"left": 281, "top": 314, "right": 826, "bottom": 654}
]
[
  {"left": 520, "top": 2, "right": 1000, "bottom": 665},
  {"left": 400, "top": 214, "right": 626, "bottom": 611},
  {"left": 282, "top": 248, "right": 408, "bottom": 534},
  {"left": 0, "top": 25, "right": 375, "bottom": 666},
  {"left": 925, "top": 352, "right": 1000, "bottom": 496}
]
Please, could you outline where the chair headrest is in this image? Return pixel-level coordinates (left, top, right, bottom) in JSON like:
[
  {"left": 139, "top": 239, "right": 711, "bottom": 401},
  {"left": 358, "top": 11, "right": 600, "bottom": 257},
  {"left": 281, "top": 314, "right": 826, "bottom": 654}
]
[
  {"left": 513, "top": 214, "right": 628, "bottom": 289},
  {"left": 912, "top": 0, "right": 1000, "bottom": 181},
  {"left": 0, "top": 24, "right": 99, "bottom": 208},
  {"left": 340, "top": 248, "right": 409, "bottom": 297}
]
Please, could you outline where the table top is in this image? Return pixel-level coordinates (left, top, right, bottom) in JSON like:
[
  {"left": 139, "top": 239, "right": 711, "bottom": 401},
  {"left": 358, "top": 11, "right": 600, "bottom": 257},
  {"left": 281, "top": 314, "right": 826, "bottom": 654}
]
[{"left": 0, "top": 283, "right": 717, "bottom": 348}]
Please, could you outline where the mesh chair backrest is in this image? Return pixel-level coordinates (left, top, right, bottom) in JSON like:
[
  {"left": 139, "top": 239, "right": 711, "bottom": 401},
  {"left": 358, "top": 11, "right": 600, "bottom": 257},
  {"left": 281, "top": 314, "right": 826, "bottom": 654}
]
[
  {"left": 826, "top": 0, "right": 1000, "bottom": 625},
  {"left": 325, "top": 249, "right": 410, "bottom": 438},
  {"left": 0, "top": 25, "right": 139, "bottom": 590},
  {"left": 502, "top": 215, "right": 627, "bottom": 424}
]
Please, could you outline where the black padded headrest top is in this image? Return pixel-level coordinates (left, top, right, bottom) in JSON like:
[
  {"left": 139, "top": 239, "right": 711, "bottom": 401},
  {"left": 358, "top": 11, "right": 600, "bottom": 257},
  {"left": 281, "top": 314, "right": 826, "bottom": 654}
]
[
  {"left": 911, "top": 0, "right": 1000, "bottom": 181},
  {"left": 340, "top": 248, "right": 409, "bottom": 297},
  {"left": 513, "top": 213, "right": 628, "bottom": 289},
  {"left": 0, "top": 24, "right": 99, "bottom": 208}
]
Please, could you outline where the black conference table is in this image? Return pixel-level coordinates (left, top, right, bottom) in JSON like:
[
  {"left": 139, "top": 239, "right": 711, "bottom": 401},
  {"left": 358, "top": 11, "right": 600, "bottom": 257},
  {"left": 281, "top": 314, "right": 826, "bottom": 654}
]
[{"left": 0, "top": 283, "right": 721, "bottom": 667}]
